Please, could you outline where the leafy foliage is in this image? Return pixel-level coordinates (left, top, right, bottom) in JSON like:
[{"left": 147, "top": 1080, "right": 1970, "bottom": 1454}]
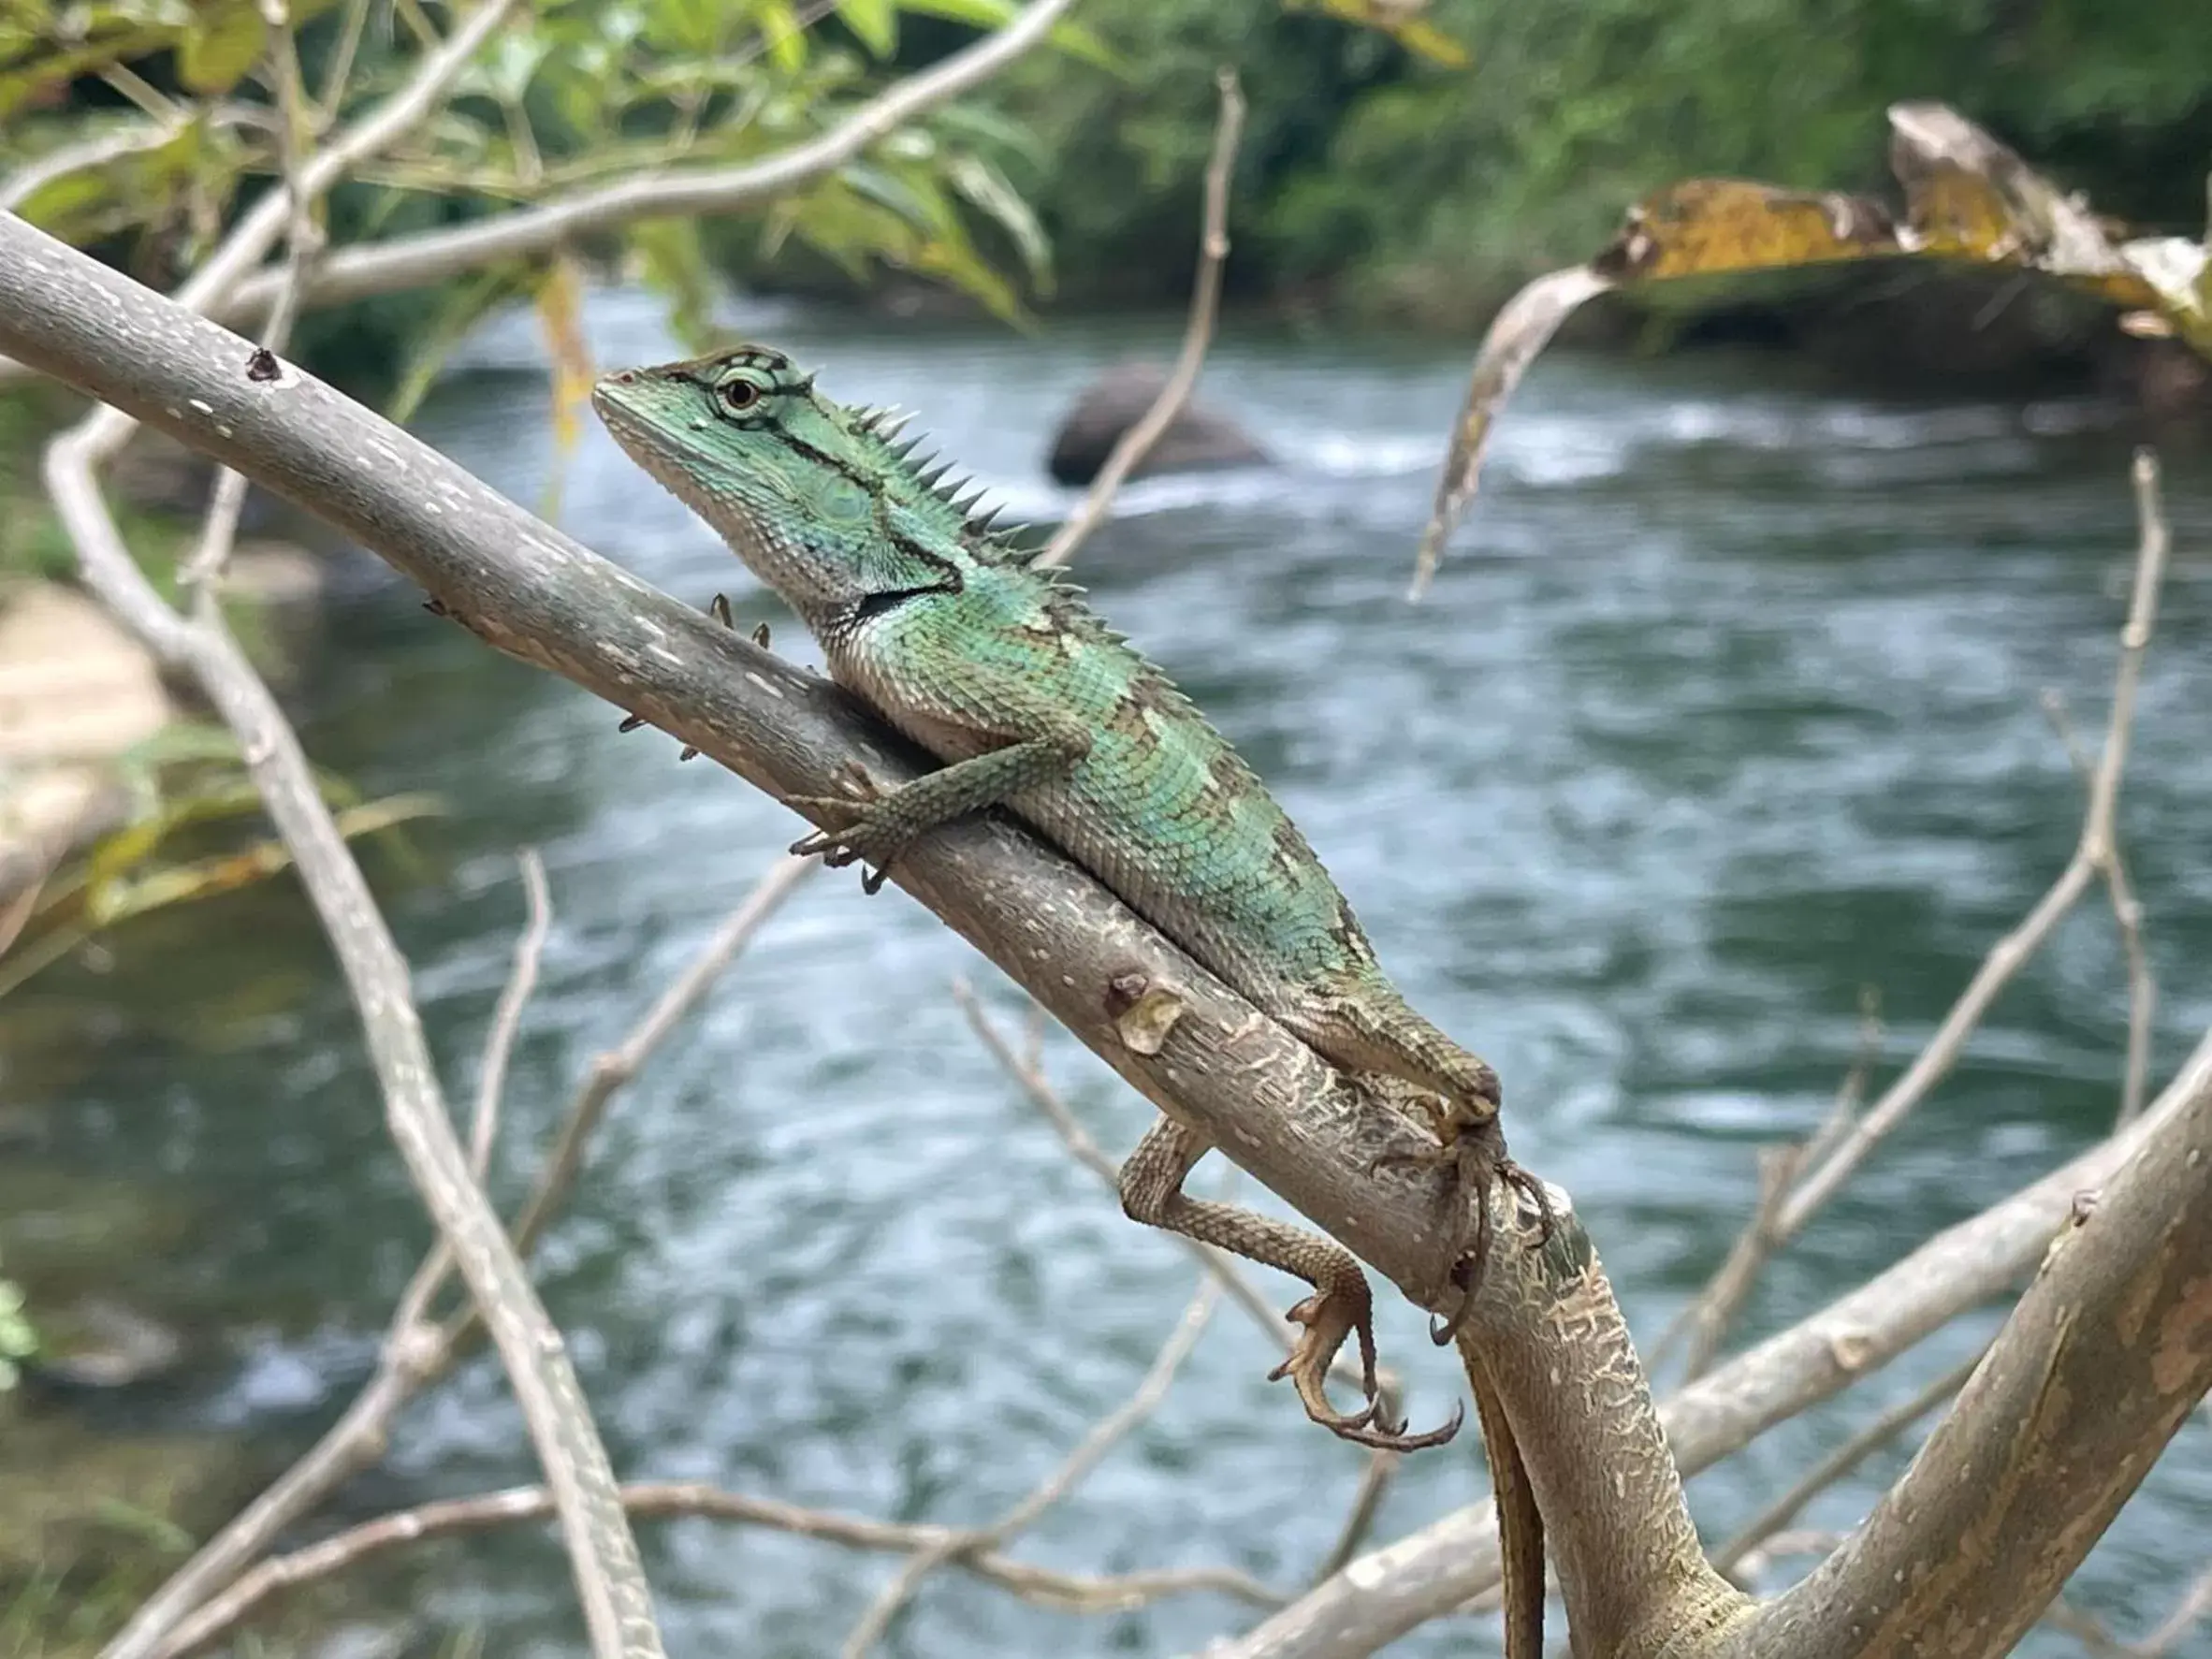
[
  {"left": 0, "top": 1252, "right": 33, "bottom": 1392},
  {"left": 1, "top": 0, "right": 1084, "bottom": 398},
  {"left": 989, "top": 0, "right": 2212, "bottom": 321},
  {"left": 0, "top": 721, "right": 440, "bottom": 1003}
]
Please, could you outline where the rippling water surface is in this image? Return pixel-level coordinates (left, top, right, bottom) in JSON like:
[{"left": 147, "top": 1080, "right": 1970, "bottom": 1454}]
[{"left": 14, "top": 293, "right": 2212, "bottom": 1656}]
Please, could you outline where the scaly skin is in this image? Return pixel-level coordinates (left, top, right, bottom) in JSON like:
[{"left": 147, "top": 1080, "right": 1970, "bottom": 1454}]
[{"left": 592, "top": 346, "right": 1548, "bottom": 1635}]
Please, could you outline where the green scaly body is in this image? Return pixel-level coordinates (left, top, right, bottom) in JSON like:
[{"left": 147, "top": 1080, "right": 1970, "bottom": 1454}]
[{"left": 590, "top": 344, "right": 1500, "bottom": 1120}]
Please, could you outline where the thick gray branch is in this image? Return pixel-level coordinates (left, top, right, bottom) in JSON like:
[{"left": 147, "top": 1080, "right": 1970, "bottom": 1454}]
[
  {"left": 1215, "top": 1025, "right": 2212, "bottom": 1659},
  {"left": 1735, "top": 1041, "right": 2212, "bottom": 1656}
]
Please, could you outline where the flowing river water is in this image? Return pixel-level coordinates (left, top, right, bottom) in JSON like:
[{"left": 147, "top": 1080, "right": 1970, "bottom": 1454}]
[{"left": 7, "top": 292, "right": 2212, "bottom": 1656}]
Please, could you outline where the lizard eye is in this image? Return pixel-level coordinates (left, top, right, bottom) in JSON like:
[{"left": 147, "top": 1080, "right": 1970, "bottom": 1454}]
[{"left": 718, "top": 376, "right": 764, "bottom": 414}]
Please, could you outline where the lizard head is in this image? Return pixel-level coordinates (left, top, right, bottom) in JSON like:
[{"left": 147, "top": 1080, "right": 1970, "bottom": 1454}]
[{"left": 593, "top": 345, "right": 985, "bottom": 635}]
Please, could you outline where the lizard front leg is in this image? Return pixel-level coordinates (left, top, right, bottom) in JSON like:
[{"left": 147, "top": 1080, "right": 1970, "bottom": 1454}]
[
  {"left": 1118, "top": 1114, "right": 1462, "bottom": 1452},
  {"left": 786, "top": 676, "right": 1093, "bottom": 893}
]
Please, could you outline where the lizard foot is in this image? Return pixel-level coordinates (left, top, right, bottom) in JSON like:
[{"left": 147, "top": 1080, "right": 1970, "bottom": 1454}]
[
  {"left": 1266, "top": 1275, "right": 1464, "bottom": 1452},
  {"left": 786, "top": 763, "right": 903, "bottom": 894},
  {"left": 1371, "top": 1109, "right": 1554, "bottom": 1346}
]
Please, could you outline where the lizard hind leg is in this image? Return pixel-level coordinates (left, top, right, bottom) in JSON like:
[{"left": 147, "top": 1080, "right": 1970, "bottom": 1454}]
[{"left": 1118, "top": 1114, "right": 1463, "bottom": 1453}]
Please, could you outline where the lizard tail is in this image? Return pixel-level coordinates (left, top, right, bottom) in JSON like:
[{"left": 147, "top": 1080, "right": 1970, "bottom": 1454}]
[
  {"left": 1458, "top": 1330, "right": 1545, "bottom": 1659},
  {"left": 1300, "top": 974, "right": 1503, "bottom": 1113}
]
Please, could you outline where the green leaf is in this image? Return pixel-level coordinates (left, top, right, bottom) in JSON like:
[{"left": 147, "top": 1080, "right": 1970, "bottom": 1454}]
[
  {"left": 836, "top": 0, "right": 896, "bottom": 57},
  {"left": 756, "top": 0, "right": 809, "bottom": 73},
  {"left": 640, "top": 0, "right": 728, "bottom": 55},
  {"left": 893, "top": 0, "right": 1121, "bottom": 73},
  {"left": 948, "top": 151, "right": 1052, "bottom": 293},
  {"left": 176, "top": 2, "right": 265, "bottom": 95}
]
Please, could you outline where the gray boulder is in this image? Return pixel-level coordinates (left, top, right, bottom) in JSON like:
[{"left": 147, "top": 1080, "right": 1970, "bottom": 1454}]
[{"left": 1046, "top": 359, "right": 1269, "bottom": 486}]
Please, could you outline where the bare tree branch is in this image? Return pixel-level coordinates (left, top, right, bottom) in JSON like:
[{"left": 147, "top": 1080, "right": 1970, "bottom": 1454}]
[
  {"left": 1740, "top": 1018, "right": 2212, "bottom": 1658},
  {"left": 123, "top": 852, "right": 554, "bottom": 1659},
  {"left": 841, "top": 1280, "right": 1220, "bottom": 1657},
  {"left": 1035, "top": 66, "right": 1244, "bottom": 570},
  {"left": 1, "top": 118, "right": 197, "bottom": 214},
  {"left": 469, "top": 849, "right": 552, "bottom": 1177},
  {"left": 1776, "top": 451, "right": 2170, "bottom": 1233},
  {"left": 2138, "top": 1559, "right": 2212, "bottom": 1657},
  {"left": 1712, "top": 1346, "right": 1987, "bottom": 1581},
  {"left": 2039, "top": 685, "right": 2158, "bottom": 1129},
  {"left": 1214, "top": 1025, "right": 2212, "bottom": 1659},
  {"left": 160, "top": 1476, "right": 1282, "bottom": 1656}
]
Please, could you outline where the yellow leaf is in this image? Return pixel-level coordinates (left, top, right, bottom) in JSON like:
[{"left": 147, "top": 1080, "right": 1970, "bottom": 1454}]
[
  {"left": 535, "top": 252, "right": 594, "bottom": 460},
  {"left": 1413, "top": 101, "right": 2212, "bottom": 595},
  {"left": 177, "top": 2, "right": 266, "bottom": 95},
  {"left": 1288, "top": 0, "right": 1470, "bottom": 67},
  {"left": 1594, "top": 179, "right": 1900, "bottom": 284}
]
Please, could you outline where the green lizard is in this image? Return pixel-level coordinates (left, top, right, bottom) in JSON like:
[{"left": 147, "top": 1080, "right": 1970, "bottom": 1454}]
[{"left": 591, "top": 345, "right": 1550, "bottom": 1645}]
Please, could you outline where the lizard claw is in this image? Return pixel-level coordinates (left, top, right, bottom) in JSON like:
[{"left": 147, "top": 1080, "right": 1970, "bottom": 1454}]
[
  {"left": 1369, "top": 1104, "right": 1552, "bottom": 1346},
  {"left": 787, "top": 764, "right": 901, "bottom": 891},
  {"left": 1431, "top": 1126, "right": 1554, "bottom": 1346},
  {"left": 1266, "top": 1276, "right": 1463, "bottom": 1452}
]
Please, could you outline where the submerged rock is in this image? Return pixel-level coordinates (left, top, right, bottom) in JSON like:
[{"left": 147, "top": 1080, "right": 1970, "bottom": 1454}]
[
  {"left": 1045, "top": 359, "right": 1269, "bottom": 486},
  {"left": 32, "top": 1297, "right": 187, "bottom": 1391}
]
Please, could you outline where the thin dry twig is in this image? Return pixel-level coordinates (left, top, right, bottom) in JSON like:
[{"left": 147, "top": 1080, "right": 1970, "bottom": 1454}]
[
  {"left": 469, "top": 848, "right": 551, "bottom": 1177},
  {"left": 1712, "top": 1345, "right": 1988, "bottom": 1580},
  {"left": 2138, "top": 1560, "right": 2212, "bottom": 1657},
  {"left": 1675, "top": 1143, "right": 1799, "bottom": 1386},
  {"left": 1777, "top": 450, "right": 2170, "bottom": 1234},
  {"left": 121, "top": 850, "right": 809, "bottom": 1659},
  {"left": 0, "top": 119, "right": 194, "bottom": 214},
  {"left": 161, "top": 1473, "right": 1282, "bottom": 1656},
  {"left": 2044, "top": 1595, "right": 2140, "bottom": 1658},
  {"left": 841, "top": 1279, "right": 1222, "bottom": 1658},
  {"left": 1648, "top": 988, "right": 1879, "bottom": 1381},
  {"left": 130, "top": 850, "right": 555, "bottom": 1659},
  {"left": 1720, "top": 1529, "right": 1849, "bottom": 1587},
  {"left": 445, "top": 852, "right": 818, "bottom": 1338},
  {"left": 1035, "top": 67, "right": 1245, "bottom": 570},
  {"left": 1312, "top": 1450, "right": 1403, "bottom": 1585},
  {"left": 2041, "top": 687, "right": 2159, "bottom": 1127},
  {"left": 125, "top": 858, "right": 813, "bottom": 1659},
  {"left": 182, "top": 0, "right": 327, "bottom": 592}
]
